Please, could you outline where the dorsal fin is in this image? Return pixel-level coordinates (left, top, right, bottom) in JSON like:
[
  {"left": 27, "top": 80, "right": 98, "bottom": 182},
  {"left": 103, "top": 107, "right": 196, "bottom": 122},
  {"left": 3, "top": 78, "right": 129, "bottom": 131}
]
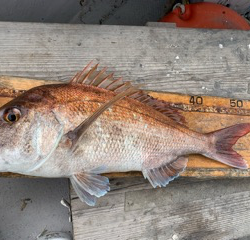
[{"left": 69, "top": 62, "right": 185, "bottom": 125}]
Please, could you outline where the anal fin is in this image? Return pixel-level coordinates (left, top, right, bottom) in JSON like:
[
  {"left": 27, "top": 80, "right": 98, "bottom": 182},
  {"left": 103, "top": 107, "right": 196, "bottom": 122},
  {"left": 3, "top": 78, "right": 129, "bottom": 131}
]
[
  {"left": 142, "top": 156, "right": 188, "bottom": 188},
  {"left": 70, "top": 170, "right": 110, "bottom": 206}
]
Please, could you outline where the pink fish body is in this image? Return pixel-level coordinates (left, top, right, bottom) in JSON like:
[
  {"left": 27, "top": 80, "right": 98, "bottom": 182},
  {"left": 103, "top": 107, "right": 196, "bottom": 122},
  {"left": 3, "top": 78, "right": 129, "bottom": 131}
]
[{"left": 0, "top": 63, "right": 249, "bottom": 206}]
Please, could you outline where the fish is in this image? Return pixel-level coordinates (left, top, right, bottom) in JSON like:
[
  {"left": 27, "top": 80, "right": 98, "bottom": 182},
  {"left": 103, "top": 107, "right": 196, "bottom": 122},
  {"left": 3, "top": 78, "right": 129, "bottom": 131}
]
[{"left": 0, "top": 62, "right": 249, "bottom": 206}]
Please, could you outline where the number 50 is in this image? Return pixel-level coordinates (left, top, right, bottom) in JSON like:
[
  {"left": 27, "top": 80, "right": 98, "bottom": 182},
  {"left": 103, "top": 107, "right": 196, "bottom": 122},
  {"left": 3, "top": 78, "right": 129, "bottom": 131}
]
[{"left": 230, "top": 99, "right": 243, "bottom": 108}]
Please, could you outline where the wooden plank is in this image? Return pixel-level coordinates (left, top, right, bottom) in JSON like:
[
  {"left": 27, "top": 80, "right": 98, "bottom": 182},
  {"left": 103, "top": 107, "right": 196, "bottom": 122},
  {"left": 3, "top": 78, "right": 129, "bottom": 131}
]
[
  {"left": 71, "top": 177, "right": 250, "bottom": 240},
  {"left": 146, "top": 22, "right": 177, "bottom": 28},
  {"left": 0, "top": 22, "right": 250, "bottom": 240},
  {"left": 1, "top": 76, "right": 250, "bottom": 179},
  {"left": 0, "top": 22, "right": 250, "bottom": 99}
]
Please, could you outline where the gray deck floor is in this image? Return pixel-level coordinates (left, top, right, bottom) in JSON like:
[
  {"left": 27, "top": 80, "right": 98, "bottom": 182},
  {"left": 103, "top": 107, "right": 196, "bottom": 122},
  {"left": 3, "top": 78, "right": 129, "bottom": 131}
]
[{"left": 0, "top": 178, "right": 71, "bottom": 240}]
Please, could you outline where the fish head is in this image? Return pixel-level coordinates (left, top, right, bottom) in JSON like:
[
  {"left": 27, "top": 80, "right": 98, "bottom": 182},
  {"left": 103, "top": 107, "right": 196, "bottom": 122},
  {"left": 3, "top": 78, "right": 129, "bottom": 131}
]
[{"left": 0, "top": 86, "right": 64, "bottom": 173}]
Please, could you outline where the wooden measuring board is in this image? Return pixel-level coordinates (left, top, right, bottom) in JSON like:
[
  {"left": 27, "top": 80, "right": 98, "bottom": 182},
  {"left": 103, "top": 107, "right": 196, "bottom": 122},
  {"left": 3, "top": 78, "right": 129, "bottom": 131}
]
[{"left": 0, "top": 76, "right": 250, "bottom": 178}]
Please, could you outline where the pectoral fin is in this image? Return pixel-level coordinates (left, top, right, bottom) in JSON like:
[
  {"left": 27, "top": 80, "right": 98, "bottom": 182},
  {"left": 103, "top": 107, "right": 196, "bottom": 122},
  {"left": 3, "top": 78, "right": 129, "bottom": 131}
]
[
  {"left": 67, "top": 85, "right": 137, "bottom": 152},
  {"left": 70, "top": 171, "right": 110, "bottom": 206}
]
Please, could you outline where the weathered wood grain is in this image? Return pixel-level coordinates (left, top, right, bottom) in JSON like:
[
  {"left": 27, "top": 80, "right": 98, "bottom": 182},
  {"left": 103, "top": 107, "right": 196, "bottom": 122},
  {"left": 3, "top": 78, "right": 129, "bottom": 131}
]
[
  {"left": 71, "top": 177, "right": 250, "bottom": 240},
  {"left": 0, "top": 22, "right": 250, "bottom": 98},
  {"left": 1, "top": 22, "right": 250, "bottom": 240}
]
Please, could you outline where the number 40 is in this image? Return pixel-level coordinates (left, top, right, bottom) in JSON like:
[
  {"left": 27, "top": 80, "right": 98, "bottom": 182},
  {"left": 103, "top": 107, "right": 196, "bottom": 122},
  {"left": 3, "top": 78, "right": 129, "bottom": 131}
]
[{"left": 189, "top": 96, "right": 203, "bottom": 105}]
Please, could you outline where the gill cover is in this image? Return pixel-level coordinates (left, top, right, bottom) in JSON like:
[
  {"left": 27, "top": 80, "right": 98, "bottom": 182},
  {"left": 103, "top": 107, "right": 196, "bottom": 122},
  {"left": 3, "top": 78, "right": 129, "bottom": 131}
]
[{"left": 25, "top": 111, "right": 64, "bottom": 173}]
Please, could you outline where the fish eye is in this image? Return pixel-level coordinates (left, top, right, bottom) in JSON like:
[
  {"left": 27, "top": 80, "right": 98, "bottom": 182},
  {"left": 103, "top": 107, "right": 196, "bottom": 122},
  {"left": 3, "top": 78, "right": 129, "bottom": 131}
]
[{"left": 3, "top": 108, "right": 21, "bottom": 123}]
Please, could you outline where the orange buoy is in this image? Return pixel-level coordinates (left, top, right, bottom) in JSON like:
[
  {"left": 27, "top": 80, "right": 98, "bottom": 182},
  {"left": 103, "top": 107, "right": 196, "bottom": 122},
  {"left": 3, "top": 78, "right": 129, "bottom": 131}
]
[{"left": 160, "top": 2, "right": 250, "bottom": 30}]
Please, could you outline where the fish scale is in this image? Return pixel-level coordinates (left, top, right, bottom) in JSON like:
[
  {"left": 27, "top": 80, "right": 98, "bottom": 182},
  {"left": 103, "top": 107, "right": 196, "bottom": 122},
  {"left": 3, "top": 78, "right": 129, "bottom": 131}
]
[{"left": 0, "top": 63, "right": 249, "bottom": 206}]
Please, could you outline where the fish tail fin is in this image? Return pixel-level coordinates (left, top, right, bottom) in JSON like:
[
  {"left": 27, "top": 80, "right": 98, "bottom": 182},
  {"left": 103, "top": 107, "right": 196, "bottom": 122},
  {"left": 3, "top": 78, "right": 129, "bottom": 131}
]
[{"left": 206, "top": 123, "right": 250, "bottom": 169}]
